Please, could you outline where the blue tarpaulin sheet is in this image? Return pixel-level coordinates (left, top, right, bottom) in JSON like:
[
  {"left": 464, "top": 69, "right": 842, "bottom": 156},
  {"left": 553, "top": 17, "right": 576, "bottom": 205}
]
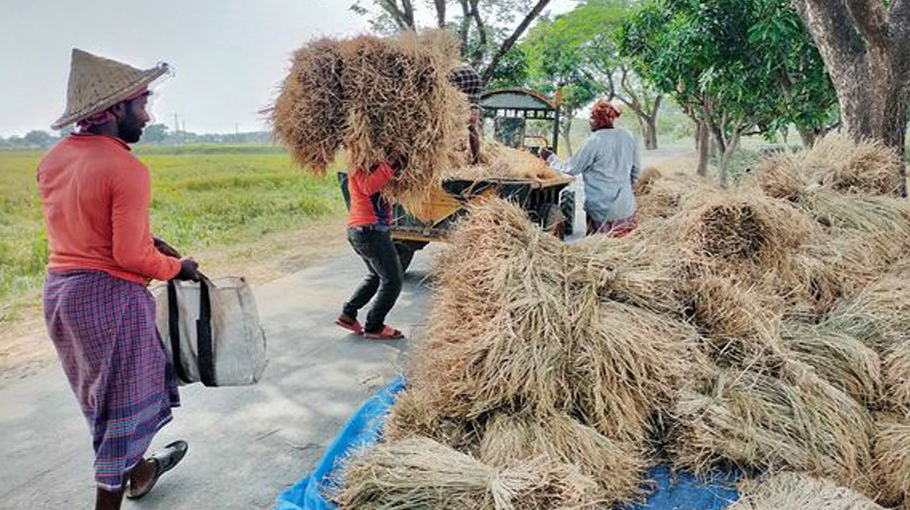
[{"left": 274, "top": 378, "right": 741, "bottom": 510}]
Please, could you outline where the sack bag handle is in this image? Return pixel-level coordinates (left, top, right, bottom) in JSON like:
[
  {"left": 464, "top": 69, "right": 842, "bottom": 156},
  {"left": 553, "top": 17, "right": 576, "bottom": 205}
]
[{"left": 167, "top": 272, "right": 217, "bottom": 387}]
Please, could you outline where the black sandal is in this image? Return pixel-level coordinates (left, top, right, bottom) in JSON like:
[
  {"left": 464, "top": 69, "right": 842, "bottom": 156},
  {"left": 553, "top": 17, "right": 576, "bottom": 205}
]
[{"left": 126, "top": 440, "right": 189, "bottom": 500}]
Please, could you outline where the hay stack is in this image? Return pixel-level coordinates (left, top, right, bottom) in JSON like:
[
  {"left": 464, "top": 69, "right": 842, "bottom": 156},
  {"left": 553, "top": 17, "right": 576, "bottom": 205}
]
[
  {"left": 872, "top": 414, "right": 910, "bottom": 507},
  {"left": 727, "top": 472, "right": 885, "bottom": 510},
  {"left": 801, "top": 191, "right": 910, "bottom": 264},
  {"left": 383, "top": 390, "right": 482, "bottom": 453},
  {"left": 270, "top": 31, "right": 468, "bottom": 204},
  {"left": 822, "top": 274, "right": 910, "bottom": 350},
  {"left": 673, "top": 363, "right": 873, "bottom": 490},
  {"left": 570, "top": 234, "right": 687, "bottom": 315},
  {"left": 332, "top": 437, "right": 603, "bottom": 510},
  {"left": 478, "top": 412, "right": 645, "bottom": 506},
  {"left": 882, "top": 339, "right": 910, "bottom": 414},
  {"left": 804, "top": 133, "right": 905, "bottom": 196}
]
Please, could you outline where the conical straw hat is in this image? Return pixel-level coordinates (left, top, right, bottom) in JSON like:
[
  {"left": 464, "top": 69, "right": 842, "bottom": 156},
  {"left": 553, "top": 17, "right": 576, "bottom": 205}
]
[{"left": 51, "top": 49, "right": 170, "bottom": 130}]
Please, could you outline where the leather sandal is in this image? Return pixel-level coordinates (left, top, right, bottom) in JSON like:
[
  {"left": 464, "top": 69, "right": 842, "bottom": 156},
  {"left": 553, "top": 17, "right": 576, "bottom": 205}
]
[
  {"left": 363, "top": 325, "right": 405, "bottom": 340},
  {"left": 335, "top": 314, "right": 364, "bottom": 335},
  {"left": 126, "top": 440, "right": 188, "bottom": 500}
]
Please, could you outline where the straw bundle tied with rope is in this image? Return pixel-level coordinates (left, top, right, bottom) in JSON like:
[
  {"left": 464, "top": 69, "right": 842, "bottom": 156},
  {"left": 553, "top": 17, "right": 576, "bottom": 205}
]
[
  {"left": 270, "top": 31, "right": 468, "bottom": 205},
  {"left": 681, "top": 192, "right": 816, "bottom": 269},
  {"left": 332, "top": 437, "right": 603, "bottom": 510},
  {"left": 727, "top": 472, "right": 885, "bottom": 510},
  {"left": 752, "top": 133, "right": 905, "bottom": 198},
  {"left": 686, "top": 276, "right": 784, "bottom": 368},
  {"left": 872, "top": 414, "right": 910, "bottom": 507},
  {"left": 478, "top": 411, "right": 646, "bottom": 506},
  {"left": 672, "top": 362, "right": 874, "bottom": 491},
  {"left": 780, "top": 323, "right": 882, "bottom": 407}
]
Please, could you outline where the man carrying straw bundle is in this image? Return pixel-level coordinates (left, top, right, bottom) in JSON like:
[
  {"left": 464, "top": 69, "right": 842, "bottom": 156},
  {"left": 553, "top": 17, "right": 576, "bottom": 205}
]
[
  {"left": 38, "top": 49, "right": 199, "bottom": 510},
  {"left": 541, "top": 100, "right": 641, "bottom": 237},
  {"left": 335, "top": 156, "right": 407, "bottom": 340},
  {"left": 449, "top": 64, "right": 484, "bottom": 165}
]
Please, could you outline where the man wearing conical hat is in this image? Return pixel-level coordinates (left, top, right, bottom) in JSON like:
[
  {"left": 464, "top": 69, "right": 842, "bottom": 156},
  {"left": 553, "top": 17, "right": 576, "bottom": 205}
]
[{"left": 38, "top": 49, "right": 199, "bottom": 509}]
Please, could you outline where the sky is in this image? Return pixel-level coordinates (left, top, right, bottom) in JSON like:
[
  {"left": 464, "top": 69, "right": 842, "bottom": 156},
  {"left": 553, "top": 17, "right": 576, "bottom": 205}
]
[{"left": 0, "top": 0, "right": 575, "bottom": 137}]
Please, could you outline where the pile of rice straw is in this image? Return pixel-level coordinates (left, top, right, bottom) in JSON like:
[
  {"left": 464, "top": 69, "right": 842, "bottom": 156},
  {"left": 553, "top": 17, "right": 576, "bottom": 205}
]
[
  {"left": 331, "top": 134, "right": 910, "bottom": 509},
  {"left": 754, "top": 133, "right": 905, "bottom": 198},
  {"left": 443, "top": 140, "right": 563, "bottom": 181},
  {"left": 269, "top": 30, "right": 468, "bottom": 205}
]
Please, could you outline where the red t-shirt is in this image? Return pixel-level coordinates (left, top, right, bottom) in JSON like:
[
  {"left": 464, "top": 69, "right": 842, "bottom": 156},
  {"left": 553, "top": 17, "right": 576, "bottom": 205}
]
[
  {"left": 37, "top": 134, "right": 181, "bottom": 283},
  {"left": 347, "top": 162, "right": 395, "bottom": 227}
]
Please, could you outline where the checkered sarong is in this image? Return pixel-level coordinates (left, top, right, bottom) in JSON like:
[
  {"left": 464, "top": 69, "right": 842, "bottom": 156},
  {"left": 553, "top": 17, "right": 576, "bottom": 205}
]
[{"left": 43, "top": 271, "right": 180, "bottom": 490}]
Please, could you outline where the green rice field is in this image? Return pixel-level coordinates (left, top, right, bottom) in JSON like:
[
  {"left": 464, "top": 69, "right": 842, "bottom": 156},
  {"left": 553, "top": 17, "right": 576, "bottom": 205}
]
[{"left": 0, "top": 145, "right": 345, "bottom": 319}]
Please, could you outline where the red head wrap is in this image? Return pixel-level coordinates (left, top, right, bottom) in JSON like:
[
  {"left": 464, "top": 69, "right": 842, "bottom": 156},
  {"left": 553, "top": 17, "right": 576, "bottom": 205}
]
[{"left": 590, "top": 100, "right": 622, "bottom": 129}]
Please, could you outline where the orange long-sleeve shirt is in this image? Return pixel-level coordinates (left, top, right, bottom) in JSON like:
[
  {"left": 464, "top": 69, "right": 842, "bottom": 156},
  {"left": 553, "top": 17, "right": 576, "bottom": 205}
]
[
  {"left": 37, "top": 134, "right": 181, "bottom": 284},
  {"left": 347, "top": 162, "right": 395, "bottom": 227}
]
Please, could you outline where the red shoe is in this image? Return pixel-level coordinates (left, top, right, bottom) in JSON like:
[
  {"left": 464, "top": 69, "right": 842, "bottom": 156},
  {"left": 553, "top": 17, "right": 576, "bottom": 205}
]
[
  {"left": 335, "top": 314, "right": 364, "bottom": 335},
  {"left": 363, "top": 325, "right": 405, "bottom": 340}
]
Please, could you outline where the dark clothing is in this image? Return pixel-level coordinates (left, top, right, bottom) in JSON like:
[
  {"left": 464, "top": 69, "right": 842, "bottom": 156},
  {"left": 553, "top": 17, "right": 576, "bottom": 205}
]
[
  {"left": 449, "top": 65, "right": 483, "bottom": 105},
  {"left": 343, "top": 226, "right": 403, "bottom": 333}
]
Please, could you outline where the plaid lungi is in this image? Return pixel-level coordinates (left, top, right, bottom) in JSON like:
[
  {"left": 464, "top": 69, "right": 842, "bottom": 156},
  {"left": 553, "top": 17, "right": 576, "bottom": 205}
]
[
  {"left": 43, "top": 271, "right": 180, "bottom": 491},
  {"left": 586, "top": 213, "right": 639, "bottom": 238}
]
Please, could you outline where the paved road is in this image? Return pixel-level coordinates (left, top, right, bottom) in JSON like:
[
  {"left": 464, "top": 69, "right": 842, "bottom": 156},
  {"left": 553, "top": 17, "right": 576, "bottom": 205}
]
[{"left": 0, "top": 252, "right": 433, "bottom": 510}]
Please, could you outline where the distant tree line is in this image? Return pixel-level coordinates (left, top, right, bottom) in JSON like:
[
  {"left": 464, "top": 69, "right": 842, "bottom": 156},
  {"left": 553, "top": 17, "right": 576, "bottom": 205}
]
[{"left": 0, "top": 124, "right": 275, "bottom": 150}]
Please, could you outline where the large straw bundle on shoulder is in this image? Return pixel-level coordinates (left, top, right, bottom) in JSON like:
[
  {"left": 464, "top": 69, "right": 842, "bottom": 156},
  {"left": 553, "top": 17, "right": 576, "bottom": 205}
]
[
  {"left": 332, "top": 437, "right": 603, "bottom": 510},
  {"left": 804, "top": 133, "right": 905, "bottom": 196},
  {"left": 672, "top": 363, "right": 874, "bottom": 490},
  {"left": 478, "top": 411, "right": 646, "bottom": 506},
  {"left": 872, "top": 414, "right": 910, "bottom": 507},
  {"left": 728, "top": 472, "right": 885, "bottom": 510},
  {"left": 270, "top": 31, "right": 468, "bottom": 204},
  {"left": 269, "top": 39, "right": 346, "bottom": 172}
]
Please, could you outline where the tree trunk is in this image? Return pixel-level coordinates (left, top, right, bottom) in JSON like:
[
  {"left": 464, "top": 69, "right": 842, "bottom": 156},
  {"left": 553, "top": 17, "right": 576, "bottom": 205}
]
[
  {"left": 560, "top": 116, "right": 574, "bottom": 157},
  {"left": 718, "top": 130, "right": 743, "bottom": 189},
  {"left": 793, "top": 0, "right": 910, "bottom": 196},
  {"left": 697, "top": 121, "right": 710, "bottom": 177},
  {"left": 639, "top": 114, "right": 658, "bottom": 150},
  {"left": 796, "top": 126, "right": 816, "bottom": 148}
]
